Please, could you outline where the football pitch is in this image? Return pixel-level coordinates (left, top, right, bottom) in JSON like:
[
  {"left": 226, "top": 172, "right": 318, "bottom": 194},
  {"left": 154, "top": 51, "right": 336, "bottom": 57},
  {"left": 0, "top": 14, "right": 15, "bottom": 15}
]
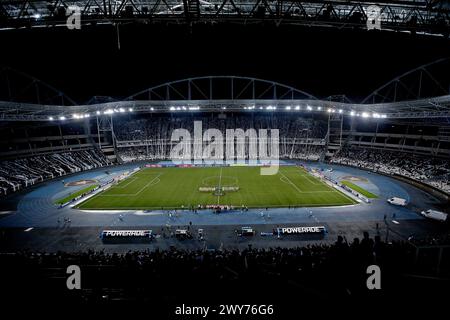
[{"left": 76, "top": 166, "right": 357, "bottom": 210}]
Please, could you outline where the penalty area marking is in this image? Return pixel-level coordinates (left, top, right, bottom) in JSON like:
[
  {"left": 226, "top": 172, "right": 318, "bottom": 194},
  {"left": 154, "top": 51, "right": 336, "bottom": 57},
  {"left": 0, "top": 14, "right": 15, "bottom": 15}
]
[
  {"left": 300, "top": 173, "right": 323, "bottom": 186},
  {"left": 278, "top": 170, "right": 304, "bottom": 193},
  {"left": 96, "top": 174, "right": 162, "bottom": 197},
  {"left": 112, "top": 177, "right": 138, "bottom": 189},
  {"left": 135, "top": 174, "right": 162, "bottom": 195}
]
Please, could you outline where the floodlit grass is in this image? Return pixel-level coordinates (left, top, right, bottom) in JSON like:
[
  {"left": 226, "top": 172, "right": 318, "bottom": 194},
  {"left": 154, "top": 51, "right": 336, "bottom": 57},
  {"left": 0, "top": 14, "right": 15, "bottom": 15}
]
[
  {"left": 341, "top": 180, "right": 378, "bottom": 199},
  {"left": 55, "top": 184, "right": 98, "bottom": 204},
  {"left": 76, "top": 166, "right": 357, "bottom": 210}
]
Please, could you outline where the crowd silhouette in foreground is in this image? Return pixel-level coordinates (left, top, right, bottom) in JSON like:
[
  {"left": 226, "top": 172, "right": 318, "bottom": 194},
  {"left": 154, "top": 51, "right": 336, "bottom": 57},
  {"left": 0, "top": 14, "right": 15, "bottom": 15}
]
[{"left": 1, "top": 232, "right": 449, "bottom": 307}]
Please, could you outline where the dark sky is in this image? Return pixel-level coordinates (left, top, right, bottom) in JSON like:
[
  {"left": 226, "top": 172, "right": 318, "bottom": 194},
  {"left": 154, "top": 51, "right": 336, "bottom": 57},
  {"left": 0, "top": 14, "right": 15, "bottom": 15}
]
[{"left": 0, "top": 23, "right": 449, "bottom": 103}]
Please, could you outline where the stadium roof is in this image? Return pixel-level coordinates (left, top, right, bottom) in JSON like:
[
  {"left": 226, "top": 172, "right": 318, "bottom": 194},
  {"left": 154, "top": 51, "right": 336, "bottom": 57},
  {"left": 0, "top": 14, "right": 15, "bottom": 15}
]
[
  {"left": 0, "top": 59, "right": 449, "bottom": 121},
  {"left": 0, "top": 1, "right": 448, "bottom": 37}
]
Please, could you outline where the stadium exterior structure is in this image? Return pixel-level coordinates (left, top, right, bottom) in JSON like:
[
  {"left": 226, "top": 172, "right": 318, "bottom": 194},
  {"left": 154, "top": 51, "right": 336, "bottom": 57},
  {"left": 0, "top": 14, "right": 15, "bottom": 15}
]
[
  {"left": 0, "top": 58, "right": 450, "bottom": 164},
  {"left": 0, "top": 1, "right": 449, "bottom": 38},
  {"left": 1, "top": 59, "right": 450, "bottom": 122}
]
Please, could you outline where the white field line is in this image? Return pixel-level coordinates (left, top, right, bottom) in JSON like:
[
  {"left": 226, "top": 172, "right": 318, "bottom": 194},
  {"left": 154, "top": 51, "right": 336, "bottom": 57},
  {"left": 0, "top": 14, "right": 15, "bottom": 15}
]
[
  {"left": 112, "top": 177, "right": 138, "bottom": 189},
  {"left": 98, "top": 174, "right": 162, "bottom": 197},
  {"left": 300, "top": 174, "right": 323, "bottom": 185},
  {"left": 135, "top": 174, "right": 162, "bottom": 195},
  {"left": 278, "top": 170, "right": 304, "bottom": 193},
  {"left": 217, "top": 167, "right": 223, "bottom": 205},
  {"left": 276, "top": 184, "right": 335, "bottom": 194}
]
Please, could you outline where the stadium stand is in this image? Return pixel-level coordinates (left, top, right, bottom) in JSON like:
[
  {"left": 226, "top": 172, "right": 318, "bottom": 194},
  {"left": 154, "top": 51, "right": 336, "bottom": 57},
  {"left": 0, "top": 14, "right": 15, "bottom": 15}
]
[
  {"left": 114, "top": 114, "right": 327, "bottom": 161},
  {"left": 0, "top": 149, "right": 110, "bottom": 195},
  {"left": 330, "top": 147, "right": 450, "bottom": 193},
  {"left": 1, "top": 232, "right": 449, "bottom": 303}
]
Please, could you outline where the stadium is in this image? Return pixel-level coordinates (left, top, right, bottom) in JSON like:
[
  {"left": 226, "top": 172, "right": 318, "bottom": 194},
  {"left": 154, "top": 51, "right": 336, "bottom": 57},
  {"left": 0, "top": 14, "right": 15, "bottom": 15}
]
[{"left": 0, "top": 0, "right": 449, "bottom": 314}]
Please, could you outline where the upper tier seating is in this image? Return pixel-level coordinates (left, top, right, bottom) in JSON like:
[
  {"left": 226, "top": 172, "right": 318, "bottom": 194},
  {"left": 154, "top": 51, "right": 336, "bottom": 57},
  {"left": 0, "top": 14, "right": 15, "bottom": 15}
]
[{"left": 0, "top": 149, "right": 111, "bottom": 195}]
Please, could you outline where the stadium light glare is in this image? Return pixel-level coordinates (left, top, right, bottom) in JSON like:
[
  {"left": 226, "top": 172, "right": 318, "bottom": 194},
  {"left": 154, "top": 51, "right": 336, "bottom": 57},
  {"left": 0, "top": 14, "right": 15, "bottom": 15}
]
[
  {"left": 96, "top": 111, "right": 101, "bottom": 115},
  {"left": 104, "top": 109, "right": 114, "bottom": 115},
  {"left": 327, "top": 108, "right": 332, "bottom": 113},
  {"left": 295, "top": 106, "right": 300, "bottom": 110},
  {"left": 59, "top": 116, "right": 66, "bottom": 120},
  {"left": 33, "top": 13, "right": 41, "bottom": 19},
  {"left": 350, "top": 111, "right": 355, "bottom": 116},
  {"left": 48, "top": 116, "right": 54, "bottom": 121},
  {"left": 381, "top": 114, "right": 387, "bottom": 118},
  {"left": 317, "top": 106, "right": 322, "bottom": 111},
  {"left": 339, "top": 109, "right": 343, "bottom": 113},
  {"left": 285, "top": 106, "right": 291, "bottom": 110},
  {"left": 362, "top": 112, "right": 369, "bottom": 118},
  {"left": 128, "top": 108, "right": 133, "bottom": 112},
  {"left": 150, "top": 107, "right": 154, "bottom": 111},
  {"left": 170, "top": 107, "right": 175, "bottom": 111}
]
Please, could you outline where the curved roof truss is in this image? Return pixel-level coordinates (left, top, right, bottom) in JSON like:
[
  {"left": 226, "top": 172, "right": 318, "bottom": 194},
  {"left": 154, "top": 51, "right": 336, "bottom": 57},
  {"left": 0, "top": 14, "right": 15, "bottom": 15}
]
[
  {"left": 126, "top": 76, "right": 317, "bottom": 101},
  {"left": 362, "top": 58, "right": 450, "bottom": 104}
]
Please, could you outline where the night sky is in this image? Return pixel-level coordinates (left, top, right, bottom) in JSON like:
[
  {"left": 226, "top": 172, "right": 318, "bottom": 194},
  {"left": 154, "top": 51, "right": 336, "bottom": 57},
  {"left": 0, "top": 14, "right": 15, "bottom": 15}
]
[{"left": 0, "top": 23, "right": 449, "bottom": 103}]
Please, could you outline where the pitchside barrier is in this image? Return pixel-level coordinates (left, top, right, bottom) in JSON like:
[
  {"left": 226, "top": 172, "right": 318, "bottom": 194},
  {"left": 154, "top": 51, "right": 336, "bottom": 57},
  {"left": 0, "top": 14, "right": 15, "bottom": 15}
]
[
  {"left": 309, "top": 169, "right": 369, "bottom": 203},
  {"left": 59, "top": 167, "right": 141, "bottom": 208},
  {"left": 58, "top": 184, "right": 102, "bottom": 208},
  {"left": 113, "top": 167, "right": 141, "bottom": 184}
]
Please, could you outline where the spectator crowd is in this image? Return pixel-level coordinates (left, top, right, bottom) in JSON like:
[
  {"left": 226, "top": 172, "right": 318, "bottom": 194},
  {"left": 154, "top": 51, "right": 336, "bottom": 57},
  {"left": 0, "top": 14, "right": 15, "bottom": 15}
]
[
  {"left": 0, "top": 149, "right": 110, "bottom": 195},
  {"left": 1, "top": 232, "right": 448, "bottom": 304},
  {"left": 331, "top": 147, "right": 450, "bottom": 193},
  {"left": 114, "top": 113, "right": 327, "bottom": 162}
]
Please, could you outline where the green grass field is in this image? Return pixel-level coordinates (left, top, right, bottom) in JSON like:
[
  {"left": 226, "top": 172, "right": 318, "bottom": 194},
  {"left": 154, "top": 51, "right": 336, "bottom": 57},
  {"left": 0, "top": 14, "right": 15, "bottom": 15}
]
[
  {"left": 341, "top": 180, "right": 378, "bottom": 199},
  {"left": 55, "top": 184, "right": 98, "bottom": 204},
  {"left": 76, "top": 166, "right": 357, "bottom": 210}
]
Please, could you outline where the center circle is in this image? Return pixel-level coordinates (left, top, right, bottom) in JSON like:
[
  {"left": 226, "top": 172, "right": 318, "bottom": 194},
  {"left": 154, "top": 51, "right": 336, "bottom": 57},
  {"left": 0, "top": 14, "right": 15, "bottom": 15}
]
[{"left": 202, "top": 176, "right": 239, "bottom": 187}]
